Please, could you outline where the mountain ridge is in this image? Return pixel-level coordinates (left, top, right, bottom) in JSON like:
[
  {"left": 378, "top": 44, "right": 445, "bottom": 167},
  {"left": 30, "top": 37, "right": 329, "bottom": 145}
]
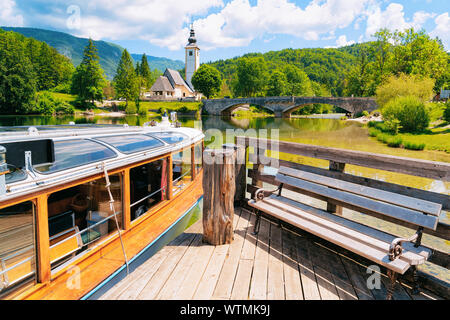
[{"left": 1, "top": 27, "right": 184, "bottom": 80}]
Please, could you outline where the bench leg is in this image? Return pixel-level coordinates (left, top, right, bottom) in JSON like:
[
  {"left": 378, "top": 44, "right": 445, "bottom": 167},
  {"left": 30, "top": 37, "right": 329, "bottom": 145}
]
[
  {"left": 386, "top": 270, "right": 398, "bottom": 300},
  {"left": 253, "top": 210, "right": 261, "bottom": 236},
  {"left": 411, "top": 266, "right": 420, "bottom": 295}
]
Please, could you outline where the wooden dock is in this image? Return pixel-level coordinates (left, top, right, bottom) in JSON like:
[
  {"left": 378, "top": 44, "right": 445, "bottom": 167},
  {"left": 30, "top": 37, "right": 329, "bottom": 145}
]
[{"left": 99, "top": 208, "right": 442, "bottom": 300}]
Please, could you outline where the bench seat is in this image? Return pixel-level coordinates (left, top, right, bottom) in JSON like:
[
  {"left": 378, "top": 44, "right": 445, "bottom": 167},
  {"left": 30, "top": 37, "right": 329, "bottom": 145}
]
[{"left": 248, "top": 194, "right": 431, "bottom": 274}]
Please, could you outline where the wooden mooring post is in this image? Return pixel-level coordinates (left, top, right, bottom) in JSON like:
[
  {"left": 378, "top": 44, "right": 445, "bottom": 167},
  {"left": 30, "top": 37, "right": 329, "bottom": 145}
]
[
  {"left": 202, "top": 147, "right": 237, "bottom": 245},
  {"left": 223, "top": 143, "right": 247, "bottom": 205}
]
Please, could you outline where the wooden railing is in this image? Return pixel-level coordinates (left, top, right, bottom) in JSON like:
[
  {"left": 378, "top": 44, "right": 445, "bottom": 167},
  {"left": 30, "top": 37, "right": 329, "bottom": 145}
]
[{"left": 235, "top": 136, "right": 450, "bottom": 272}]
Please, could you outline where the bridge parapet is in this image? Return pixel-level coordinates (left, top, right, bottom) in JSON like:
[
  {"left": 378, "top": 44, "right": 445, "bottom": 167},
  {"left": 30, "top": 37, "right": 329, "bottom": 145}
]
[{"left": 203, "top": 96, "right": 378, "bottom": 118}]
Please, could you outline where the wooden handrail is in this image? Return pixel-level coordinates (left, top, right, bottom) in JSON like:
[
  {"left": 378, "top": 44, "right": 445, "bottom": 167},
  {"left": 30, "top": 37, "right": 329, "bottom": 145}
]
[
  {"left": 238, "top": 136, "right": 450, "bottom": 270},
  {"left": 237, "top": 136, "right": 450, "bottom": 181}
]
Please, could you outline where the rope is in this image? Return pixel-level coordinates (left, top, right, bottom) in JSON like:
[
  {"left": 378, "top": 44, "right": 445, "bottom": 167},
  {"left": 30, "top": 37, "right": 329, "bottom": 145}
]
[{"left": 102, "top": 163, "right": 130, "bottom": 275}]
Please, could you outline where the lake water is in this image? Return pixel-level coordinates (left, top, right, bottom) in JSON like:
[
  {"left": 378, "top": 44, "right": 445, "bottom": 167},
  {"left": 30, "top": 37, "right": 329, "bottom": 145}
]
[{"left": 1, "top": 114, "right": 448, "bottom": 278}]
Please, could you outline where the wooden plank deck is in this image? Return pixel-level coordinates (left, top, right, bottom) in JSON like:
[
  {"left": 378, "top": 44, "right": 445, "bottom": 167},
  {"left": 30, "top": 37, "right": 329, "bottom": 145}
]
[{"left": 99, "top": 208, "right": 442, "bottom": 301}]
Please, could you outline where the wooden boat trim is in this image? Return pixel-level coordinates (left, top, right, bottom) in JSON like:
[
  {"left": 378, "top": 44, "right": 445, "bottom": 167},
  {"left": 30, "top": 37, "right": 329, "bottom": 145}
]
[
  {"left": 8, "top": 171, "right": 203, "bottom": 300},
  {"left": 1, "top": 127, "right": 205, "bottom": 300}
]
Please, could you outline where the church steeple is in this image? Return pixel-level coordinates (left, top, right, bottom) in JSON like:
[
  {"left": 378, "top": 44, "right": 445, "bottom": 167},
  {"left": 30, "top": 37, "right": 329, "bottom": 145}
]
[
  {"left": 188, "top": 24, "right": 197, "bottom": 45},
  {"left": 185, "top": 23, "right": 200, "bottom": 90}
]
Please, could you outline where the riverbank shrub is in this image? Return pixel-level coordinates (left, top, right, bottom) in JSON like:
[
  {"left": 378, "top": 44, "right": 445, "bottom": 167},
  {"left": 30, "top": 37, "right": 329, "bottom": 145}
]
[
  {"left": 125, "top": 103, "right": 137, "bottom": 114},
  {"left": 32, "top": 92, "right": 74, "bottom": 115},
  {"left": 375, "top": 74, "right": 435, "bottom": 107},
  {"left": 382, "top": 96, "right": 430, "bottom": 132},
  {"left": 384, "top": 118, "right": 401, "bottom": 135},
  {"left": 375, "top": 132, "right": 402, "bottom": 148},
  {"left": 403, "top": 141, "right": 426, "bottom": 151},
  {"left": 444, "top": 102, "right": 450, "bottom": 123}
]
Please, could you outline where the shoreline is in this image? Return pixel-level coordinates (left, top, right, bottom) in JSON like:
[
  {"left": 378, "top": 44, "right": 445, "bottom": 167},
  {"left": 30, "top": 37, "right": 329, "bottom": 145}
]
[{"left": 346, "top": 115, "right": 383, "bottom": 123}]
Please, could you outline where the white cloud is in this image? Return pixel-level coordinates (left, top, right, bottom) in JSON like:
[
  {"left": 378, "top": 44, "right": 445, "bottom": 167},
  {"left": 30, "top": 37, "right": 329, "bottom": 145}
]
[
  {"left": 193, "top": 0, "right": 371, "bottom": 50},
  {"left": 336, "top": 35, "right": 355, "bottom": 47},
  {"left": 7, "top": 0, "right": 447, "bottom": 52},
  {"left": 365, "top": 3, "right": 435, "bottom": 38},
  {"left": 23, "top": 0, "right": 224, "bottom": 46},
  {"left": 430, "top": 12, "right": 450, "bottom": 49},
  {"left": 0, "top": 0, "right": 23, "bottom": 26}
]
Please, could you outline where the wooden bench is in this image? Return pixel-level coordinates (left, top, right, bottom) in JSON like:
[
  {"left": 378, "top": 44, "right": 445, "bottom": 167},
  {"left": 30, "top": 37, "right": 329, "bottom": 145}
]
[{"left": 248, "top": 166, "right": 442, "bottom": 300}]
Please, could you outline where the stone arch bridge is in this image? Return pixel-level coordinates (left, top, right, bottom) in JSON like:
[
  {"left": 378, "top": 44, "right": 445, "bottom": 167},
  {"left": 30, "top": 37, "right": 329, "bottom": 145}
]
[{"left": 203, "top": 96, "right": 378, "bottom": 118}]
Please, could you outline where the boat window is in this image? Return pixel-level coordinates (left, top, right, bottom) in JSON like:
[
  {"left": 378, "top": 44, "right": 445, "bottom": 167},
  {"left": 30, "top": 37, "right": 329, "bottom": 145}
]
[
  {"left": 47, "top": 174, "right": 123, "bottom": 272},
  {"left": 172, "top": 148, "right": 192, "bottom": 195},
  {"left": 148, "top": 132, "right": 188, "bottom": 145},
  {"left": 34, "top": 139, "right": 116, "bottom": 174},
  {"left": 94, "top": 135, "right": 164, "bottom": 154},
  {"left": 130, "top": 158, "right": 169, "bottom": 222},
  {"left": 194, "top": 143, "right": 203, "bottom": 175},
  {"left": 5, "top": 166, "right": 27, "bottom": 184},
  {"left": 0, "top": 201, "right": 36, "bottom": 295}
]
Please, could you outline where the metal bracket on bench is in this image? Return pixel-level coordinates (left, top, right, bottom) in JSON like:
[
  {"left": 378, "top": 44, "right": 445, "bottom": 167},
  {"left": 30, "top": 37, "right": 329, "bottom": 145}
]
[
  {"left": 388, "top": 229, "right": 422, "bottom": 261},
  {"left": 254, "top": 184, "right": 284, "bottom": 202}
]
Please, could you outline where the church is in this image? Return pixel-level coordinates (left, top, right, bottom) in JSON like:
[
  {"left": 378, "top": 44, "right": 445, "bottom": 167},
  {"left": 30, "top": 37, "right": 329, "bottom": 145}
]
[{"left": 147, "top": 26, "right": 200, "bottom": 100}]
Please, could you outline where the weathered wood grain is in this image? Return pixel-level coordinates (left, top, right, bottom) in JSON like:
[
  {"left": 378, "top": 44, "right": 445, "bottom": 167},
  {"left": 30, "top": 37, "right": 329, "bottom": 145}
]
[
  {"left": 249, "top": 155, "right": 450, "bottom": 210},
  {"left": 279, "top": 166, "right": 442, "bottom": 216},
  {"left": 276, "top": 173, "right": 439, "bottom": 230},
  {"left": 203, "top": 149, "right": 236, "bottom": 245},
  {"left": 240, "top": 136, "right": 450, "bottom": 181},
  {"left": 248, "top": 170, "right": 449, "bottom": 241}
]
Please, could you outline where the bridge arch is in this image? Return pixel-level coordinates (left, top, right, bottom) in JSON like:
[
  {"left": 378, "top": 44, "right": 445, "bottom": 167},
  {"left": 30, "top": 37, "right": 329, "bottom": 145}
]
[
  {"left": 220, "top": 102, "right": 275, "bottom": 117},
  {"left": 282, "top": 103, "right": 352, "bottom": 118}
]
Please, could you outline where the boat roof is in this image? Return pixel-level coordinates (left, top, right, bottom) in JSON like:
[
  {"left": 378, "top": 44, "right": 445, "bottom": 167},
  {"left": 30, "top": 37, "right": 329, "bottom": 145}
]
[{"left": 0, "top": 123, "right": 204, "bottom": 202}]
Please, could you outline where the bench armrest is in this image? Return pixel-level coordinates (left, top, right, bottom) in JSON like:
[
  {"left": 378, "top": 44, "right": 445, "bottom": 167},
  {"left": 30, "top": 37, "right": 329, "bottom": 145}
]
[
  {"left": 389, "top": 228, "right": 423, "bottom": 261},
  {"left": 254, "top": 184, "right": 284, "bottom": 201}
]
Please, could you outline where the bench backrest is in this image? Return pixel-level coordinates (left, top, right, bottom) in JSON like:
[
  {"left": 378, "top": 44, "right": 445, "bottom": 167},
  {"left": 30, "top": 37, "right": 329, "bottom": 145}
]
[{"left": 275, "top": 166, "right": 441, "bottom": 231}]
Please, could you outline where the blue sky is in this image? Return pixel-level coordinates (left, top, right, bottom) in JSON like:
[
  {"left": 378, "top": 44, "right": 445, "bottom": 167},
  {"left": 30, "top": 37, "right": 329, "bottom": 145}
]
[{"left": 1, "top": 0, "right": 449, "bottom": 62}]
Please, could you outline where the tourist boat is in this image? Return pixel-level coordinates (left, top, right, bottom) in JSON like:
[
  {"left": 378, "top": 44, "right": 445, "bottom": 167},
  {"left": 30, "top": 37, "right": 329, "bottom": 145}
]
[{"left": 0, "top": 115, "right": 204, "bottom": 300}]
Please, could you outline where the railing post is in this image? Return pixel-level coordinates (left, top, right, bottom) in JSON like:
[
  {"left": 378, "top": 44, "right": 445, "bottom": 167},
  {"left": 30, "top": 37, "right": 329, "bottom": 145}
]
[
  {"left": 327, "top": 161, "right": 346, "bottom": 215},
  {"left": 123, "top": 169, "right": 131, "bottom": 230},
  {"left": 36, "top": 194, "right": 51, "bottom": 284},
  {"left": 224, "top": 143, "right": 246, "bottom": 205},
  {"left": 203, "top": 148, "right": 236, "bottom": 245}
]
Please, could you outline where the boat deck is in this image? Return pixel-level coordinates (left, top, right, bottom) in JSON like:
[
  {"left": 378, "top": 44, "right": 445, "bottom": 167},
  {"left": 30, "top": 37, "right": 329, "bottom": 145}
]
[{"left": 99, "top": 208, "right": 442, "bottom": 300}]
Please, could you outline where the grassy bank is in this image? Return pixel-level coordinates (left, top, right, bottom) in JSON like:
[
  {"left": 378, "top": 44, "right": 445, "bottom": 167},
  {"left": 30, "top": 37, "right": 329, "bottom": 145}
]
[
  {"left": 42, "top": 92, "right": 203, "bottom": 116},
  {"left": 233, "top": 105, "right": 274, "bottom": 118},
  {"left": 126, "top": 101, "right": 202, "bottom": 116},
  {"left": 368, "top": 121, "right": 450, "bottom": 153}
]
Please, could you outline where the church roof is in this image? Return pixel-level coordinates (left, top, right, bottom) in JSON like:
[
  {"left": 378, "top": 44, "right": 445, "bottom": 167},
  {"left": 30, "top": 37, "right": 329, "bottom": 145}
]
[
  {"left": 164, "top": 68, "right": 194, "bottom": 93},
  {"left": 150, "top": 76, "right": 174, "bottom": 92}
]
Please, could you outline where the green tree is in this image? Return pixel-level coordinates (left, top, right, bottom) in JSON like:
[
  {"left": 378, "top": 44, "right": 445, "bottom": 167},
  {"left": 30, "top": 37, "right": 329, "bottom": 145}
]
[
  {"left": 140, "top": 54, "right": 154, "bottom": 89},
  {"left": 267, "top": 70, "right": 288, "bottom": 96},
  {"left": 371, "top": 29, "right": 393, "bottom": 84},
  {"left": 71, "top": 39, "right": 106, "bottom": 105},
  {"left": 233, "top": 57, "right": 268, "bottom": 97},
  {"left": 389, "top": 28, "right": 448, "bottom": 83},
  {"left": 375, "top": 73, "right": 435, "bottom": 107},
  {"left": 283, "top": 64, "right": 313, "bottom": 96},
  {"left": 114, "top": 49, "right": 139, "bottom": 106},
  {"left": 0, "top": 31, "right": 37, "bottom": 114},
  {"left": 345, "top": 45, "right": 375, "bottom": 97},
  {"left": 191, "top": 64, "right": 222, "bottom": 99}
]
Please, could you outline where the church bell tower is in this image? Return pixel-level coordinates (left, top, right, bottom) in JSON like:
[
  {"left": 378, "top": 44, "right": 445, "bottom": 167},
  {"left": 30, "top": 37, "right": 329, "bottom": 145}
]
[{"left": 185, "top": 24, "right": 200, "bottom": 90}]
